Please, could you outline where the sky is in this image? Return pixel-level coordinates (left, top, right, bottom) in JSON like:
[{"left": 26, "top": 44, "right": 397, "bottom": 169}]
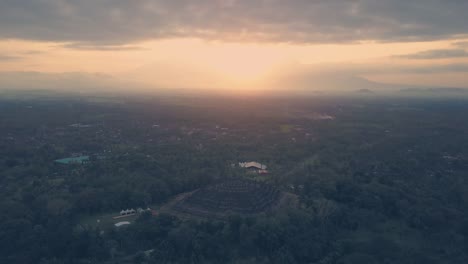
[{"left": 1, "top": 0, "right": 468, "bottom": 94}]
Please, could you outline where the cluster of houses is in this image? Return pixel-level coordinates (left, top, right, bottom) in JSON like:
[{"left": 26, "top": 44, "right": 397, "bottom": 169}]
[
  {"left": 120, "top": 207, "right": 152, "bottom": 216},
  {"left": 239, "top": 161, "right": 269, "bottom": 174}
]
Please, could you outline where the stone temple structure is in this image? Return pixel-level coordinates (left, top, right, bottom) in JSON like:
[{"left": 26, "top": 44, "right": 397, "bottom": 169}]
[{"left": 166, "top": 179, "right": 283, "bottom": 220}]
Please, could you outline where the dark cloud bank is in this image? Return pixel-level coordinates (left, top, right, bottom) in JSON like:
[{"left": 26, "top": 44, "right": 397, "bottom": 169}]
[{"left": 1, "top": 0, "right": 468, "bottom": 45}]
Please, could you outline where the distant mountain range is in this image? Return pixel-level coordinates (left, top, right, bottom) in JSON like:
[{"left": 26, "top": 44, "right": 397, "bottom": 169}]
[
  {"left": 399, "top": 87, "right": 468, "bottom": 93},
  {"left": 1, "top": 71, "right": 467, "bottom": 97}
]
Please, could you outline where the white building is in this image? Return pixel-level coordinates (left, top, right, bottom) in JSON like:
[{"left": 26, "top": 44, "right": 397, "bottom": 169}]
[
  {"left": 239, "top": 162, "right": 267, "bottom": 170},
  {"left": 115, "top": 221, "right": 131, "bottom": 227},
  {"left": 120, "top": 209, "right": 136, "bottom": 216}
]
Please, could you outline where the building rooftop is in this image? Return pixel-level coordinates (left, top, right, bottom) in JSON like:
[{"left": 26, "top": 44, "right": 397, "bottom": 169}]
[
  {"left": 115, "top": 221, "right": 131, "bottom": 227},
  {"left": 55, "top": 156, "right": 90, "bottom": 164},
  {"left": 239, "top": 161, "right": 267, "bottom": 170}
]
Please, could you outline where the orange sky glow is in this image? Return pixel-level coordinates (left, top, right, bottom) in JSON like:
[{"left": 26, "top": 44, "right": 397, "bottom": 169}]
[
  {"left": 2, "top": 37, "right": 468, "bottom": 92},
  {"left": 1, "top": 1, "right": 468, "bottom": 94}
]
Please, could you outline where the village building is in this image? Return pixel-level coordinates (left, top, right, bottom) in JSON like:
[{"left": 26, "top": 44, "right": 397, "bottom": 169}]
[
  {"left": 136, "top": 207, "right": 153, "bottom": 214},
  {"left": 115, "top": 221, "right": 131, "bottom": 227},
  {"left": 239, "top": 162, "right": 268, "bottom": 174},
  {"left": 120, "top": 208, "right": 136, "bottom": 216},
  {"left": 120, "top": 207, "right": 150, "bottom": 216},
  {"left": 54, "top": 156, "right": 90, "bottom": 165}
]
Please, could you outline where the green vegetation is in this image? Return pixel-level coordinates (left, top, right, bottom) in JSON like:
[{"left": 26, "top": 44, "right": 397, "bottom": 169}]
[
  {"left": 280, "top": 124, "right": 294, "bottom": 133},
  {"left": 1, "top": 95, "right": 468, "bottom": 263}
]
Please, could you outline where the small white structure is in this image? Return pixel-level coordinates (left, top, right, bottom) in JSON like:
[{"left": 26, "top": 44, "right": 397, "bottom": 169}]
[
  {"left": 239, "top": 162, "right": 267, "bottom": 170},
  {"left": 120, "top": 208, "right": 137, "bottom": 216},
  {"left": 137, "top": 207, "right": 152, "bottom": 214},
  {"left": 115, "top": 221, "right": 131, "bottom": 227}
]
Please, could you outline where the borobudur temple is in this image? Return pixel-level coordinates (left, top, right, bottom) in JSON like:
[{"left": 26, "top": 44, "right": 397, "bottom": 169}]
[{"left": 165, "top": 179, "right": 283, "bottom": 220}]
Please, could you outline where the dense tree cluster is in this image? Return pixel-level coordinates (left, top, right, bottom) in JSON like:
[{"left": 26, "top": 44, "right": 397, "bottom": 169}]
[{"left": 1, "top": 96, "right": 468, "bottom": 263}]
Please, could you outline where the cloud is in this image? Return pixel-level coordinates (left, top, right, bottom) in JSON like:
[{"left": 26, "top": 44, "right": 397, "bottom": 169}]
[
  {"left": 396, "top": 49, "right": 468, "bottom": 59},
  {"left": 281, "top": 61, "right": 468, "bottom": 77},
  {"left": 21, "top": 50, "right": 45, "bottom": 55},
  {"left": 0, "top": 71, "right": 148, "bottom": 93},
  {"left": 0, "top": 54, "right": 22, "bottom": 61},
  {"left": 0, "top": 0, "right": 467, "bottom": 45},
  {"left": 453, "top": 41, "right": 468, "bottom": 48},
  {"left": 59, "top": 43, "right": 146, "bottom": 51},
  {"left": 377, "top": 63, "right": 468, "bottom": 74},
  {"left": 402, "top": 63, "right": 468, "bottom": 74}
]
